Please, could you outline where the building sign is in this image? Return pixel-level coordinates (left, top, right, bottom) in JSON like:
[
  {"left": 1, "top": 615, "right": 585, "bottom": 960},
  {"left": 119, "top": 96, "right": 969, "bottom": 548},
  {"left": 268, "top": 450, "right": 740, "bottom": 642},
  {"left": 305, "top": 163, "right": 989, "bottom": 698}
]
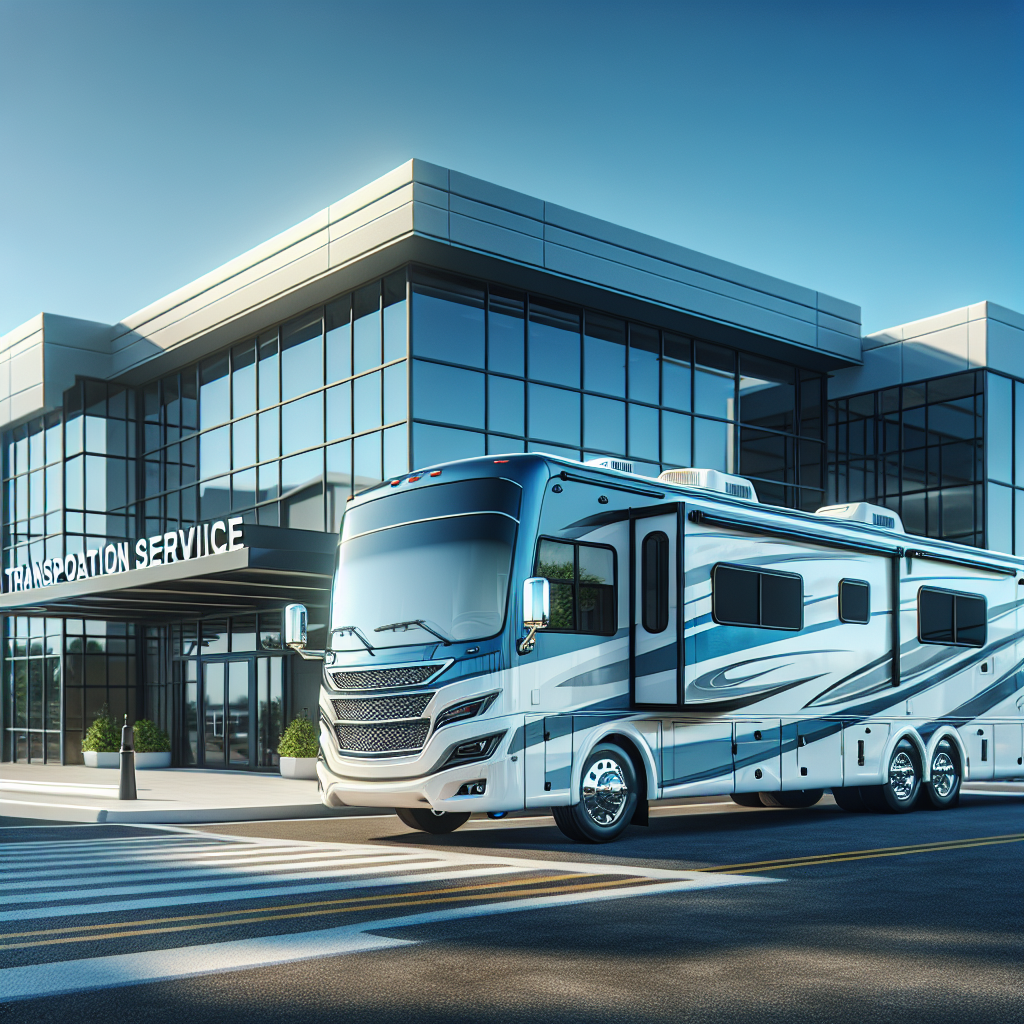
[{"left": 2, "top": 517, "right": 246, "bottom": 595}]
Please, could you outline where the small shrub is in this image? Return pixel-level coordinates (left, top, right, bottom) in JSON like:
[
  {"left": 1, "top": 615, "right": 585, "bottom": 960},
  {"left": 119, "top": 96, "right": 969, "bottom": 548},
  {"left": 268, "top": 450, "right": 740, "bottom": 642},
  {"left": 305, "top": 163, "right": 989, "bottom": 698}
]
[
  {"left": 82, "top": 707, "right": 120, "bottom": 753},
  {"left": 278, "top": 717, "right": 319, "bottom": 758},
  {"left": 134, "top": 719, "right": 171, "bottom": 753}
]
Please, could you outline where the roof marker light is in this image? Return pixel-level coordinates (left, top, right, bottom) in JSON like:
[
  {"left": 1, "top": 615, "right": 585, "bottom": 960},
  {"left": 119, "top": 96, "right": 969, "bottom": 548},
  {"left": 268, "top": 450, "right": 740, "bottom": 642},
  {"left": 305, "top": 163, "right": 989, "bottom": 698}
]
[
  {"left": 390, "top": 479, "right": 401, "bottom": 486},
  {"left": 493, "top": 459, "right": 509, "bottom": 463},
  {"left": 430, "top": 470, "right": 442, "bottom": 477},
  {"left": 408, "top": 475, "right": 421, "bottom": 482}
]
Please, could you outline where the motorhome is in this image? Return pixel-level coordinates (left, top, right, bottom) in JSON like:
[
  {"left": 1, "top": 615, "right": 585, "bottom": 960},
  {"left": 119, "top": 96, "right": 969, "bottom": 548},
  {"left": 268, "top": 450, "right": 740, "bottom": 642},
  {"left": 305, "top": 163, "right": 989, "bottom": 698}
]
[{"left": 285, "top": 453, "right": 1024, "bottom": 843}]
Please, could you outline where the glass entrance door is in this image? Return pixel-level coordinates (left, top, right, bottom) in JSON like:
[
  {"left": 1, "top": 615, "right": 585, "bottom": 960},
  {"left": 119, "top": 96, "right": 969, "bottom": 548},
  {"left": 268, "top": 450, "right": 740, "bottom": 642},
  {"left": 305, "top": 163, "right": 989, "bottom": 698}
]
[{"left": 201, "top": 659, "right": 251, "bottom": 768}]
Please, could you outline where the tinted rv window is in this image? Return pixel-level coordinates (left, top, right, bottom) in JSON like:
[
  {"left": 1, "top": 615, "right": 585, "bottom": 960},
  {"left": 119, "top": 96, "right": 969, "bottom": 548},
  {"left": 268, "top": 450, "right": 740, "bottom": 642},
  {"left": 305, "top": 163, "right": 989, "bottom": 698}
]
[
  {"left": 918, "top": 587, "right": 986, "bottom": 647},
  {"left": 641, "top": 532, "right": 669, "bottom": 633},
  {"left": 536, "top": 538, "right": 616, "bottom": 635},
  {"left": 712, "top": 565, "right": 802, "bottom": 630},
  {"left": 839, "top": 579, "right": 870, "bottom": 624}
]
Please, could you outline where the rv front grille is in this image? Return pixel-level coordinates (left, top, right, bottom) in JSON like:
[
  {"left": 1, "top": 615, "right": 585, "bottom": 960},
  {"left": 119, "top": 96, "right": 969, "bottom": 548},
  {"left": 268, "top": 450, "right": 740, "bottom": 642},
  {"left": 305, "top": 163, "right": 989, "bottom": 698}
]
[
  {"left": 334, "top": 720, "right": 430, "bottom": 756},
  {"left": 327, "top": 664, "right": 443, "bottom": 691},
  {"left": 331, "top": 694, "right": 432, "bottom": 723}
]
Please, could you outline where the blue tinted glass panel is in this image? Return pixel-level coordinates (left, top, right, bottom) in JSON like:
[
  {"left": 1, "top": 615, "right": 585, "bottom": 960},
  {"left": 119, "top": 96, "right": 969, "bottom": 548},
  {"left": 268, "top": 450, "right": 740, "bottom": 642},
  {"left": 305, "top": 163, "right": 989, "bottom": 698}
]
[
  {"left": 628, "top": 403, "right": 659, "bottom": 461},
  {"left": 584, "top": 395, "right": 625, "bottom": 454},
  {"left": 529, "top": 384, "right": 580, "bottom": 446},
  {"left": 232, "top": 468, "right": 256, "bottom": 510},
  {"left": 199, "top": 355, "right": 230, "bottom": 431},
  {"left": 232, "top": 343, "right": 256, "bottom": 418},
  {"left": 487, "top": 376, "right": 525, "bottom": 436},
  {"left": 326, "top": 440, "right": 352, "bottom": 532},
  {"left": 233, "top": 416, "right": 256, "bottom": 468},
  {"left": 662, "top": 410, "right": 691, "bottom": 467},
  {"left": 412, "top": 273, "right": 485, "bottom": 368},
  {"left": 200, "top": 477, "right": 230, "bottom": 519},
  {"left": 383, "top": 424, "right": 408, "bottom": 479},
  {"left": 258, "top": 462, "right": 279, "bottom": 502},
  {"left": 280, "top": 311, "right": 323, "bottom": 402},
  {"left": 282, "top": 451, "right": 324, "bottom": 531},
  {"left": 258, "top": 331, "right": 279, "bottom": 408},
  {"left": 200, "top": 426, "right": 230, "bottom": 480},
  {"left": 353, "top": 371, "right": 382, "bottom": 434},
  {"left": 740, "top": 355, "right": 795, "bottom": 433},
  {"left": 281, "top": 448, "right": 323, "bottom": 497},
  {"left": 326, "top": 296, "right": 351, "bottom": 384},
  {"left": 383, "top": 272, "right": 407, "bottom": 363},
  {"left": 488, "top": 435, "right": 527, "bottom": 455},
  {"left": 353, "top": 282, "right": 382, "bottom": 374},
  {"left": 412, "top": 361, "right": 484, "bottom": 429},
  {"left": 694, "top": 343, "right": 735, "bottom": 420},
  {"left": 628, "top": 325, "right": 659, "bottom": 404},
  {"left": 662, "top": 333, "right": 691, "bottom": 412},
  {"left": 529, "top": 303, "right": 580, "bottom": 387},
  {"left": 987, "top": 373, "right": 1012, "bottom": 483},
  {"left": 412, "top": 423, "right": 485, "bottom": 467},
  {"left": 326, "top": 383, "right": 351, "bottom": 441},
  {"left": 383, "top": 361, "right": 407, "bottom": 424},
  {"left": 987, "top": 482, "right": 1012, "bottom": 553},
  {"left": 488, "top": 288, "right": 524, "bottom": 375},
  {"left": 1016, "top": 382, "right": 1024, "bottom": 485},
  {"left": 584, "top": 314, "right": 625, "bottom": 397},
  {"left": 258, "top": 409, "right": 279, "bottom": 461},
  {"left": 1015, "top": 489, "right": 1024, "bottom": 556},
  {"left": 282, "top": 392, "right": 324, "bottom": 456},
  {"left": 694, "top": 417, "right": 732, "bottom": 473},
  {"left": 353, "top": 430, "right": 382, "bottom": 489}
]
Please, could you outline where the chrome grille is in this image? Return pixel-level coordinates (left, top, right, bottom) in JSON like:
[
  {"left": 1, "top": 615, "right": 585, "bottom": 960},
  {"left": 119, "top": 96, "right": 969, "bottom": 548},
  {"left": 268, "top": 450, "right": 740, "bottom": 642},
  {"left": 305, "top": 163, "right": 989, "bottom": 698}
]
[
  {"left": 328, "top": 665, "right": 443, "bottom": 691},
  {"left": 335, "top": 720, "right": 430, "bottom": 755},
  {"left": 331, "top": 694, "right": 432, "bottom": 723}
]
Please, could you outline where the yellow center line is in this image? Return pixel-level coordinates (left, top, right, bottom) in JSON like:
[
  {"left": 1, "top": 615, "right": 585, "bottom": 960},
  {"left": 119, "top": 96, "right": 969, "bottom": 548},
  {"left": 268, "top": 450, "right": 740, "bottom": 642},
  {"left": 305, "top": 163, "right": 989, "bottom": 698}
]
[
  {"left": 0, "top": 873, "right": 598, "bottom": 941},
  {"left": 0, "top": 877, "right": 653, "bottom": 952},
  {"left": 700, "top": 833, "right": 1024, "bottom": 874}
]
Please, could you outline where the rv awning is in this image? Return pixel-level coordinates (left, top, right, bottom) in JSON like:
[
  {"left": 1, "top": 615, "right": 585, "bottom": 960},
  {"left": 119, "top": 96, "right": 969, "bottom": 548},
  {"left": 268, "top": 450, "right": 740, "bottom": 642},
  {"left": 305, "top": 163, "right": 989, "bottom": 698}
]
[{"left": 0, "top": 526, "right": 336, "bottom": 621}]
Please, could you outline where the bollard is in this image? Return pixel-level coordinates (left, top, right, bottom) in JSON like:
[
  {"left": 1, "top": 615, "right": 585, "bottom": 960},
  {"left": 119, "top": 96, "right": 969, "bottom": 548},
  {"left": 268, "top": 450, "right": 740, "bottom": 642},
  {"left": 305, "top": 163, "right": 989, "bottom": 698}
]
[{"left": 119, "top": 714, "right": 137, "bottom": 801}]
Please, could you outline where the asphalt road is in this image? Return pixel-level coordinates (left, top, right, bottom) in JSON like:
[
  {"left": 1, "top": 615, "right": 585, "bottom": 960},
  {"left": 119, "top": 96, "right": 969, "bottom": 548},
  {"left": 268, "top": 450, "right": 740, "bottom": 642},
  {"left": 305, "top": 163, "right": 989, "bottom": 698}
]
[{"left": 1, "top": 790, "right": 1022, "bottom": 1023}]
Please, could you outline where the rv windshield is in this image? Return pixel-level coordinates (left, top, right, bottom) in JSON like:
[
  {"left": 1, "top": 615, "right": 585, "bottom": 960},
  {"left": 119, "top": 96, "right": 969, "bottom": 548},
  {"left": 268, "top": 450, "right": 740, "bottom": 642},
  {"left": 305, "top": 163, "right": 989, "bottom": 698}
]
[{"left": 330, "top": 479, "right": 520, "bottom": 650}]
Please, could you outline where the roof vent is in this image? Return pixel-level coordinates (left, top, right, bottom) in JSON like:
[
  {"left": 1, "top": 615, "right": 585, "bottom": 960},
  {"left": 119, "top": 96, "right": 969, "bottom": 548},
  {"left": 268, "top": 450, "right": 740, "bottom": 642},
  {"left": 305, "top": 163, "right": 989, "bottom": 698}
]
[
  {"left": 657, "top": 468, "right": 759, "bottom": 502},
  {"left": 814, "top": 502, "right": 905, "bottom": 532},
  {"left": 585, "top": 457, "right": 635, "bottom": 474}
]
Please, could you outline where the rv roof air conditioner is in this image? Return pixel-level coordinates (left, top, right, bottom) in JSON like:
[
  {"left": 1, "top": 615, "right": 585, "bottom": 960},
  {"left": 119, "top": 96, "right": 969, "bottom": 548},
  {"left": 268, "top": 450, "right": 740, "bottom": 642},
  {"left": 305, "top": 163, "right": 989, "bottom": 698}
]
[
  {"left": 585, "top": 457, "right": 636, "bottom": 474},
  {"left": 814, "top": 502, "right": 905, "bottom": 532},
  {"left": 656, "top": 468, "right": 759, "bottom": 502}
]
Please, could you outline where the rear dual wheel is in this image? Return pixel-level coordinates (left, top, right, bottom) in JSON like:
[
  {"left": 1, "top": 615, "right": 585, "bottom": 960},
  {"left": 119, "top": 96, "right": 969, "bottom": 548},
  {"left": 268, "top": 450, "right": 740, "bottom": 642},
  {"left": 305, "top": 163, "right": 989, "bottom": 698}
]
[{"left": 834, "top": 739, "right": 958, "bottom": 814}]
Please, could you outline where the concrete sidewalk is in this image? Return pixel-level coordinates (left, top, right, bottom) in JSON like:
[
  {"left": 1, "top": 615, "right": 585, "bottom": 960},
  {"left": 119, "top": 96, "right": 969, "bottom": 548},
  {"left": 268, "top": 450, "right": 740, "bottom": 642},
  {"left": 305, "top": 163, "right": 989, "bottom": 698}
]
[{"left": 0, "top": 763, "right": 389, "bottom": 824}]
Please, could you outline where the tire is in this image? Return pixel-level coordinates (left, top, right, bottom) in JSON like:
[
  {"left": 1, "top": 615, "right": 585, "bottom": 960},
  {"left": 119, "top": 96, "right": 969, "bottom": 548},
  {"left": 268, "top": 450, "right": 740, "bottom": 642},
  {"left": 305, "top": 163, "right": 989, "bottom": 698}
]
[
  {"left": 552, "top": 743, "right": 639, "bottom": 844},
  {"left": 831, "top": 786, "right": 868, "bottom": 812},
  {"left": 861, "top": 739, "right": 922, "bottom": 813},
  {"left": 760, "top": 789, "right": 824, "bottom": 809},
  {"left": 730, "top": 793, "right": 764, "bottom": 808},
  {"left": 921, "top": 739, "right": 962, "bottom": 810},
  {"left": 395, "top": 807, "right": 471, "bottom": 834}
]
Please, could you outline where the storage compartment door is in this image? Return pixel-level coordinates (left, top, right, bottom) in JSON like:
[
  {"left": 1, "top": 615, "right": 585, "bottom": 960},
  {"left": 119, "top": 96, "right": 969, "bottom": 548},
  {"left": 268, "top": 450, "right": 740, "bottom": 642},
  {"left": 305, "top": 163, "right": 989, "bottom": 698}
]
[
  {"left": 734, "top": 719, "right": 782, "bottom": 792},
  {"left": 631, "top": 511, "right": 680, "bottom": 707},
  {"left": 994, "top": 723, "right": 1024, "bottom": 777}
]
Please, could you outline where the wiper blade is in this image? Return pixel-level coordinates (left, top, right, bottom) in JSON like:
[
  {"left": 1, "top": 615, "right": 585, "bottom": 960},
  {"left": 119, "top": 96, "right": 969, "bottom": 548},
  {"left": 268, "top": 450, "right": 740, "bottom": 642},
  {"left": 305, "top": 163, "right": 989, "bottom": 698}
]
[
  {"left": 373, "top": 620, "right": 453, "bottom": 647},
  {"left": 331, "top": 626, "right": 376, "bottom": 656}
]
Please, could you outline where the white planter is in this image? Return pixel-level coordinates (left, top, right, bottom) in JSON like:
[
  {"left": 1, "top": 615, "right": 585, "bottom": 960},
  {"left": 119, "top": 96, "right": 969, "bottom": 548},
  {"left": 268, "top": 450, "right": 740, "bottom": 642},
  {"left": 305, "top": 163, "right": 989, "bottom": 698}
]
[
  {"left": 135, "top": 751, "right": 171, "bottom": 769},
  {"left": 83, "top": 751, "right": 119, "bottom": 768},
  {"left": 280, "top": 756, "right": 318, "bottom": 779}
]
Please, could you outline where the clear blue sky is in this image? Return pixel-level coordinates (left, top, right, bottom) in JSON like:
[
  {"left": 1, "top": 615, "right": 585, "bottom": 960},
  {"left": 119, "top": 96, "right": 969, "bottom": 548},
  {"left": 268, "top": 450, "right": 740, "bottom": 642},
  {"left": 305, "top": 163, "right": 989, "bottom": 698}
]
[{"left": 1, "top": 0, "right": 1021, "bottom": 337}]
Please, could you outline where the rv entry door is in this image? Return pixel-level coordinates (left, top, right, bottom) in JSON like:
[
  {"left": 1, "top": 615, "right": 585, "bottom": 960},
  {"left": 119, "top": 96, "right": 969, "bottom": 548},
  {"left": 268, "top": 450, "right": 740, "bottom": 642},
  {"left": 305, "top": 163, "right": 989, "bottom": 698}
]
[{"left": 631, "top": 505, "right": 682, "bottom": 707}]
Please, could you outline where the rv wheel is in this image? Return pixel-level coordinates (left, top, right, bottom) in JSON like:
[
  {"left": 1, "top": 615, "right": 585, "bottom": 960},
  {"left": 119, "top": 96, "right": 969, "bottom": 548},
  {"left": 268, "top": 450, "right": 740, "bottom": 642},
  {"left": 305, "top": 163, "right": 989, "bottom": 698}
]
[
  {"left": 395, "top": 807, "right": 471, "bottom": 834},
  {"left": 862, "top": 740, "right": 922, "bottom": 813},
  {"left": 921, "top": 740, "right": 961, "bottom": 810},
  {"left": 730, "top": 793, "right": 764, "bottom": 808},
  {"left": 552, "top": 743, "right": 638, "bottom": 844},
  {"left": 831, "top": 786, "right": 868, "bottom": 812},
  {"left": 759, "top": 790, "right": 824, "bottom": 809}
]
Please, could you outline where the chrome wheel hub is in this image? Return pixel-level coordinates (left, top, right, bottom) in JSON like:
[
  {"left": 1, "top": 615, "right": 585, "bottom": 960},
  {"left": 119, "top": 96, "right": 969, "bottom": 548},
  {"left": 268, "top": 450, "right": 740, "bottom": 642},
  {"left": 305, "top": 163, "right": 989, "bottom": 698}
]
[
  {"left": 581, "top": 758, "right": 628, "bottom": 826},
  {"left": 930, "top": 751, "right": 956, "bottom": 797},
  {"left": 889, "top": 751, "right": 916, "bottom": 801}
]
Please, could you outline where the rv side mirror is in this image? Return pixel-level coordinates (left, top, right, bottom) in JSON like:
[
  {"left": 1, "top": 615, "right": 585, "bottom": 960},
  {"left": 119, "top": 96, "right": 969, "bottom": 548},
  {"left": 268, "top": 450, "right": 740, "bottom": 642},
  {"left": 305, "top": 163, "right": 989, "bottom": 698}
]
[
  {"left": 284, "top": 603, "right": 308, "bottom": 649},
  {"left": 517, "top": 577, "right": 549, "bottom": 655}
]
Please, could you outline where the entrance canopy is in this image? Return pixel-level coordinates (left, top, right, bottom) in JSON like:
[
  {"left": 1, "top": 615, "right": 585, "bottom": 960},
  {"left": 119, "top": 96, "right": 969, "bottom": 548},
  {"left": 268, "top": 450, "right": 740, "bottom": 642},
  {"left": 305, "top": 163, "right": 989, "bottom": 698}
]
[{"left": 0, "top": 526, "right": 336, "bottom": 622}]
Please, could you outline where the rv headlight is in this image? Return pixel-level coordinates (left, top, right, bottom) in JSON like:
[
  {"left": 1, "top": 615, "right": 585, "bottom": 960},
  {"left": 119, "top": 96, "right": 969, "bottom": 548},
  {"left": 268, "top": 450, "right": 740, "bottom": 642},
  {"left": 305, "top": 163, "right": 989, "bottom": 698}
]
[{"left": 434, "top": 694, "right": 497, "bottom": 730}]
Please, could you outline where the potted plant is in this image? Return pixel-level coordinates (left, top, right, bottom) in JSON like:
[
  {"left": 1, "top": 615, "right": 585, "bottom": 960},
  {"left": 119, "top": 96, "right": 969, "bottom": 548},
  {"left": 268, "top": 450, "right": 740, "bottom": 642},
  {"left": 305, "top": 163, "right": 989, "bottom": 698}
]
[
  {"left": 278, "top": 716, "right": 319, "bottom": 779},
  {"left": 133, "top": 719, "right": 172, "bottom": 768},
  {"left": 82, "top": 707, "right": 120, "bottom": 767}
]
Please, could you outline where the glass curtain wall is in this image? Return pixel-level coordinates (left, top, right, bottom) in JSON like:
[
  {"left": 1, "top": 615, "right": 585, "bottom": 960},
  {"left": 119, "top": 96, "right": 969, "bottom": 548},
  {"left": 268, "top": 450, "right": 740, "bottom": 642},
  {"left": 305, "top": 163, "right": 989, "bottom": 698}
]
[
  {"left": 408, "top": 269, "right": 826, "bottom": 511},
  {"left": 983, "top": 372, "right": 1024, "bottom": 555},
  {"left": 828, "top": 371, "right": 992, "bottom": 549},
  {"left": 1, "top": 616, "right": 61, "bottom": 762}
]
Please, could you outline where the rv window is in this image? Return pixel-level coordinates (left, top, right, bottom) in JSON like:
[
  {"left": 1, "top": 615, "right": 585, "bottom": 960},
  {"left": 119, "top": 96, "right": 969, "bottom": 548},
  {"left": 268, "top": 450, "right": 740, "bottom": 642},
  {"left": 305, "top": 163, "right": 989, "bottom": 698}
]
[
  {"left": 641, "top": 532, "right": 670, "bottom": 633},
  {"left": 839, "top": 579, "right": 870, "bottom": 624},
  {"left": 712, "top": 565, "right": 802, "bottom": 630},
  {"left": 536, "top": 538, "right": 616, "bottom": 635},
  {"left": 918, "top": 587, "right": 986, "bottom": 647}
]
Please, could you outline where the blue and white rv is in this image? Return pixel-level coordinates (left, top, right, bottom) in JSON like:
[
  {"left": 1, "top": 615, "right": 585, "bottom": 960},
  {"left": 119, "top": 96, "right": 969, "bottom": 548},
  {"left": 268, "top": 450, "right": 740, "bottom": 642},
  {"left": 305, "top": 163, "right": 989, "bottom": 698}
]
[{"left": 284, "top": 453, "right": 1024, "bottom": 843}]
